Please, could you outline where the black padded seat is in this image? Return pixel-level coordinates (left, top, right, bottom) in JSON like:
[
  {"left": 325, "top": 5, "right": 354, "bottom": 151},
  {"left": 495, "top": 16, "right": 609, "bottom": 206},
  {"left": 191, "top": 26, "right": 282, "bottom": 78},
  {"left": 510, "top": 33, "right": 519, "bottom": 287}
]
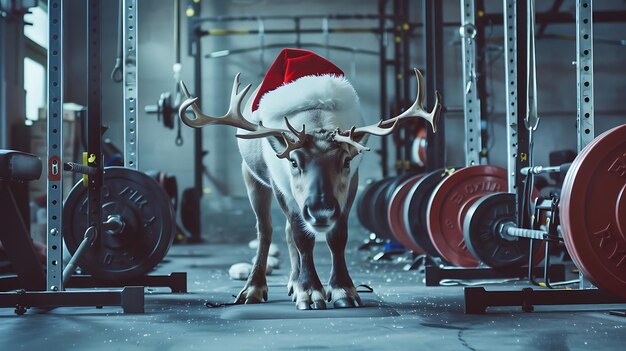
[{"left": 0, "top": 150, "right": 42, "bottom": 182}]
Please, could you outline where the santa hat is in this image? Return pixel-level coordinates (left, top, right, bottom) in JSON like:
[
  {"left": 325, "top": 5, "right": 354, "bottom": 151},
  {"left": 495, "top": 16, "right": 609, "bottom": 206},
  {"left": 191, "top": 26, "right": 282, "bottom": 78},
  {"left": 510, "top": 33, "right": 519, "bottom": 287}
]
[{"left": 252, "top": 48, "right": 361, "bottom": 125}]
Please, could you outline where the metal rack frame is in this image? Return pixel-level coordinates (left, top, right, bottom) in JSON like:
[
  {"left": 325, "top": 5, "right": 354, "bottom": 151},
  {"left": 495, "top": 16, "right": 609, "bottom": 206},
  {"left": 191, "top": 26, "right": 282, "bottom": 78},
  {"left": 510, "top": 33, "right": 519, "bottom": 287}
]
[
  {"left": 0, "top": 0, "right": 188, "bottom": 315},
  {"left": 463, "top": 0, "right": 626, "bottom": 314}
]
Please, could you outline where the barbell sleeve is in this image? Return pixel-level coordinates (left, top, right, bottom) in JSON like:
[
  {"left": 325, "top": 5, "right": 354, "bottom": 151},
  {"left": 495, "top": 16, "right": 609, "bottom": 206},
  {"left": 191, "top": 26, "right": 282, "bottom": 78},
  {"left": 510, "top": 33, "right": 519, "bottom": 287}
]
[
  {"left": 520, "top": 162, "right": 572, "bottom": 176},
  {"left": 505, "top": 225, "right": 548, "bottom": 240},
  {"left": 64, "top": 162, "right": 97, "bottom": 175},
  {"left": 144, "top": 105, "right": 159, "bottom": 113},
  {"left": 520, "top": 165, "right": 561, "bottom": 175}
]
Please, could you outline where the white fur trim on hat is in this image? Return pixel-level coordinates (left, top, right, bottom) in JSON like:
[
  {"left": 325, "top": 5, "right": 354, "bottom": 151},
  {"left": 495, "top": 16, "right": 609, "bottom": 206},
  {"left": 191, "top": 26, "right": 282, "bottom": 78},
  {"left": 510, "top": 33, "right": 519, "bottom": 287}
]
[{"left": 256, "top": 74, "right": 360, "bottom": 123}]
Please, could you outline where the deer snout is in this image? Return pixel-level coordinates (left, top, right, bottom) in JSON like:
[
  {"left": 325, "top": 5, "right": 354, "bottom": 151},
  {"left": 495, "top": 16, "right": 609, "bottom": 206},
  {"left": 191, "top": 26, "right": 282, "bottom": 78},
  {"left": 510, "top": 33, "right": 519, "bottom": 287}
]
[{"left": 303, "top": 200, "right": 339, "bottom": 228}]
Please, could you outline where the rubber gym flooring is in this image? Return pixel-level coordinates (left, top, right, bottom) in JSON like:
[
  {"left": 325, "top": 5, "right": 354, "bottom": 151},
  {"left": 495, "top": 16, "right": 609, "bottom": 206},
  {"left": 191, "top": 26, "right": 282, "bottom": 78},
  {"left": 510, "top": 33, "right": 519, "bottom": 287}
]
[{"left": 1, "top": 223, "right": 625, "bottom": 350}]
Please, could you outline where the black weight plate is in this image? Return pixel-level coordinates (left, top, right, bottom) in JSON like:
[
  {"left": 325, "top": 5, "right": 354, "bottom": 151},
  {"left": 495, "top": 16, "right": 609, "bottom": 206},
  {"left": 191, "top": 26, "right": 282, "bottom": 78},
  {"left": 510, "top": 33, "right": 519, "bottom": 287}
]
[
  {"left": 368, "top": 177, "right": 397, "bottom": 239},
  {"left": 403, "top": 168, "right": 457, "bottom": 257},
  {"left": 356, "top": 179, "right": 383, "bottom": 233},
  {"left": 378, "top": 173, "right": 417, "bottom": 240},
  {"left": 63, "top": 167, "right": 175, "bottom": 280},
  {"left": 145, "top": 170, "right": 179, "bottom": 211},
  {"left": 463, "top": 192, "right": 532, "bottom": 268}
]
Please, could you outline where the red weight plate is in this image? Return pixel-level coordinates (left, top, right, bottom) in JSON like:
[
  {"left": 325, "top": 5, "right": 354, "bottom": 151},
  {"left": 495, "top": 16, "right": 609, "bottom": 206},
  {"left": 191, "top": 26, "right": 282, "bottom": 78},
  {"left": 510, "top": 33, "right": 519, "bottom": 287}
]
[
  {"left": 427, "top": 165, "right": 508, "bottom": 267},
  {"left": 387, "top": 174, "right": 425, "bottom": 253},
  {"left": 561, "top": 124, "right": 626, "bottom": 299}
]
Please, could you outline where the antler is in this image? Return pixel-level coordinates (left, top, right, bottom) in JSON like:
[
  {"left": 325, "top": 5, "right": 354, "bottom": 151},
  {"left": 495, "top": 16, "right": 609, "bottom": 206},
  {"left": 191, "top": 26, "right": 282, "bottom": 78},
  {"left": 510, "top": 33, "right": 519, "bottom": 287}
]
[
  {"left": 179, "top": 73, "right": 259, "bottom": 130},
  {"left": 275, "top": 118, "right": 308, "bottom": 159},
  {"left": 333, "top": 68, "right": 442, "bottom": 152},
  {"left": 178, "top": 73, "right": 308, "bottom": 159}
]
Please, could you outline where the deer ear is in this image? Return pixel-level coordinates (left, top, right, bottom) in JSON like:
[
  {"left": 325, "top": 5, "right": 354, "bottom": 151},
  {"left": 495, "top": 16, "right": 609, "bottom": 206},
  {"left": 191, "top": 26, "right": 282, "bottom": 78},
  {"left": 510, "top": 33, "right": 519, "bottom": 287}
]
[{"left": 266, "top": 136, "right": 287, "bottom": 156}]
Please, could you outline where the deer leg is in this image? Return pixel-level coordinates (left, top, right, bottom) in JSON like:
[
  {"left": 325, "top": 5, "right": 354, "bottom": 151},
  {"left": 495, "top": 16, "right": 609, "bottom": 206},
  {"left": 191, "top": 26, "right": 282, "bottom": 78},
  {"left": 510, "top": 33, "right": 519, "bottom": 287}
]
[
  {"left": 273, "top": 192, "right": 309, "bottom": 304},
  {"left": 284, "top": 220, "right": 300, "bottom": 299},
  {"left": 325, "top": 216, "right": 361, "bottom": 308},
  {"left": 234, "top": 164, "right": 272, "bottom": 304},
  {"left": 326, "top": 172, "right": 361, "bottom": 308},
  {"left": 291, "top": 222, "right": 326, "bottom": 310}
]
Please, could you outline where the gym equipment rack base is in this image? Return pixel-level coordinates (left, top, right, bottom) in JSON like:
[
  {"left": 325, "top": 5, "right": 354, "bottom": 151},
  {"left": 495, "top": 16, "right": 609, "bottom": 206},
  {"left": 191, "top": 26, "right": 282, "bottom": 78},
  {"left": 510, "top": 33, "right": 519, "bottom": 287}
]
[
  {"left": 0, "top": 286, "right": 144, "bottom": 315},
  {"left": 464, "top": 286, "right": 626, "bottom": 314},
  {"left": 424, "top": 264, "right": 565, "bottom": 287},
  {"left": 0, "top": 272, "right": 187, "bottom": 293}
]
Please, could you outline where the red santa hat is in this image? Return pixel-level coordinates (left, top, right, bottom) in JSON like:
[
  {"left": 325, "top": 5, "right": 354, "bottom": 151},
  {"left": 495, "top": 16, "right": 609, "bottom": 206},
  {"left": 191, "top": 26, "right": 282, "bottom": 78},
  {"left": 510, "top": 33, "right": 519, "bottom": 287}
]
[{"left": 251, "top": 49, "right": 361, "bottom": 127}]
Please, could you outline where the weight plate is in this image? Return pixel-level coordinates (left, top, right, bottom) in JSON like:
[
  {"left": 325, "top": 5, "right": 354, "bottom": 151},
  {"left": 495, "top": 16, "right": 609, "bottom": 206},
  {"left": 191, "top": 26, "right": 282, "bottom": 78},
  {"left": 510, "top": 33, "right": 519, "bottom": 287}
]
[
  {"left": 368, "top": 177, "right": 397, "bottom": 239},
  {"left": 387, "top": 174, "right": 425, "bottom": 253},
  {"left": 463, "top": 192, "right": 535, "bottom": 268},
  {"left": 561, "top": 124, "right": 626, "bottom": 299},
  {"left": 427, "top": 165, "right": 507, "bottom": 267},
  {"left": 357, "top": 179, "right": 384, "bottom": 233},
  {"left": 146, "top": 170, "right": 179, "bottom": 211},
  {"left": 404, "top": 168, "right": 457, "bottom": 257},
  {"left": 63, "top": 167, "right": 175, "bottom": 280},
  {"left": 411, "top": 128, "right": 428, "bottom": 167}
]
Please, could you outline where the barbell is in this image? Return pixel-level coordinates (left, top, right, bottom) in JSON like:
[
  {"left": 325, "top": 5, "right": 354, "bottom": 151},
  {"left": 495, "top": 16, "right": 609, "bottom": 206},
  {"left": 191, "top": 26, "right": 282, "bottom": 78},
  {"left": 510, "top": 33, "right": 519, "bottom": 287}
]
[
  {"left": 63, "top": 167, "right": 176, "bottom": 281},
  {"left": 462, "top": 124, "right": 626, "bottom": 299}
]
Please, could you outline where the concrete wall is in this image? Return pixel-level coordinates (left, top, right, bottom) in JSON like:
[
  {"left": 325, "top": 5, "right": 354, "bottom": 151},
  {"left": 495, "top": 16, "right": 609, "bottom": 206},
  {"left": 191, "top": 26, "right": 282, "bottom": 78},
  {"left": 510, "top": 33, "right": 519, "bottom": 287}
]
[{"left": 62, "top": 0, "right": 626, "bottom": 202}]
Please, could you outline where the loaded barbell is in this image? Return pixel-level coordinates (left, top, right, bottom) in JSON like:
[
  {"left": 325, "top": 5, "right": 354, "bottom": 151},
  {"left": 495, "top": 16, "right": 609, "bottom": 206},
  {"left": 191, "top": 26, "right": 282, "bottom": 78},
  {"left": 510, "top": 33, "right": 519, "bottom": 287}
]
[
  {"left": 462, "top": 124, "right": 626, "bottom": 299},
  {"left": 63, "top": 167, "right": 176, "bottom": 281}
]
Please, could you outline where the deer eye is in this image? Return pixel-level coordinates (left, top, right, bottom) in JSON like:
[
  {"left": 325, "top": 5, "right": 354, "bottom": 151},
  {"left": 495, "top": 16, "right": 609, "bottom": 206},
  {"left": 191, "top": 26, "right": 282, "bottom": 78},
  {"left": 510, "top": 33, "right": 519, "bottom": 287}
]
[{"left": 291, "top": 159, "right": 298, "bottom": 168}]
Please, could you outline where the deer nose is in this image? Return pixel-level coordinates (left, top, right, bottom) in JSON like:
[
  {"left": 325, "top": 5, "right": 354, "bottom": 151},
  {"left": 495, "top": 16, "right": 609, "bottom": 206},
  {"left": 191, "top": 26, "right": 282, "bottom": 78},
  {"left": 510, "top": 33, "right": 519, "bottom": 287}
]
[{"left": 303, "top": 201, "right": 339, "bottom": 226}]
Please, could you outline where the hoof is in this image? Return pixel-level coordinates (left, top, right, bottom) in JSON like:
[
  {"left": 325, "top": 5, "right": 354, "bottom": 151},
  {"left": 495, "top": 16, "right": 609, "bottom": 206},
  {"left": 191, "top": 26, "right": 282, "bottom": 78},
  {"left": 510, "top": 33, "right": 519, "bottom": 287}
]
[
  {"left": 244, "top": 295, "right": 263, "bottom": 304},
  {"left": 296, "top": 301, "right": 311, "bottom": 310},
  {"left": 234, "top": 284, "right": 268, "bottom": 304},
  {"left": 333, "top": 298, "right": 355, "bottom": 308},
  {"left": 327, "top": 286, "right": 363, "bottom": 308},
  {"left": 311, "top": 300, "right": 326, "bottom": 310}
]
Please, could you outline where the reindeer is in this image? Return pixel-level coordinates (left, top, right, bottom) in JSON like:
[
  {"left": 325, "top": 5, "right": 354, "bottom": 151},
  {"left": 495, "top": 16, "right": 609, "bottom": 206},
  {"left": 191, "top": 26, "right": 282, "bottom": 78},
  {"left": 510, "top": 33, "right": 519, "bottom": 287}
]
[{"left": 179, "top": 63, "right": 440, "bottom": 310}]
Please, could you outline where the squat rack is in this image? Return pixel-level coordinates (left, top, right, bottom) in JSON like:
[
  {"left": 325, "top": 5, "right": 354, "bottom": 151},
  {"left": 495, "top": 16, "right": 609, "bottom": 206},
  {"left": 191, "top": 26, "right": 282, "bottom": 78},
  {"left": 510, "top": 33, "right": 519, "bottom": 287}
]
[
  {"left": 0, "top": 0, "right": 188, "bottom": 315},
  {"left": 463, "top": 0, "right": 626, "bottom": 314}
]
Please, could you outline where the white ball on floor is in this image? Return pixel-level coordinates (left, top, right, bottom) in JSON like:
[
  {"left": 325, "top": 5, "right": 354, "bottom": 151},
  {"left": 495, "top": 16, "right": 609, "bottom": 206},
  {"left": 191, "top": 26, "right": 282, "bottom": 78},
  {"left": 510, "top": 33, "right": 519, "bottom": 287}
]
[
  {"left": 248, "top": 240, "right": 279, "bottom": 257},
  {"left": 268, "top": 243, "right": 280, "bottom": 257},
  {"left": 229, "top": 262, "right": 252, "bottom": 280},
  {"left": 228, "top": 261, "right": 274, "bottom": 280},
  {"left": 248, "top": 239, "right": 259, "bottom": 250},
  {"left": 251, "top": 255, "right": 280, "bottom": 269}
]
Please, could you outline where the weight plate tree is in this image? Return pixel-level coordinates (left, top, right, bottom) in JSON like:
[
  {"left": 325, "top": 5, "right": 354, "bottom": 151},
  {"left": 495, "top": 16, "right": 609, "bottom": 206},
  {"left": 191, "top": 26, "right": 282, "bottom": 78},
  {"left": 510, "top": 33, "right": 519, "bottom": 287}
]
[
  {"left": 63, "top": 167, "right": 175, "bottom": 281},
  {"left": 427, "top": 165, "right": 507, "bottom": 267},
  {"left": 561, "top": 124, "right": 626, "bottom": 299}
]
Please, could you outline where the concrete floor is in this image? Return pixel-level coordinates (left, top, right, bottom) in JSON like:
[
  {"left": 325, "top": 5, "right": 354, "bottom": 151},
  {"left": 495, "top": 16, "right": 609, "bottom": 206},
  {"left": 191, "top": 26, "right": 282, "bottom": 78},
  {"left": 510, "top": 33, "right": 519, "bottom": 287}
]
[{"left": 1, "top": 230, "right": 626, "bottom": 350}]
